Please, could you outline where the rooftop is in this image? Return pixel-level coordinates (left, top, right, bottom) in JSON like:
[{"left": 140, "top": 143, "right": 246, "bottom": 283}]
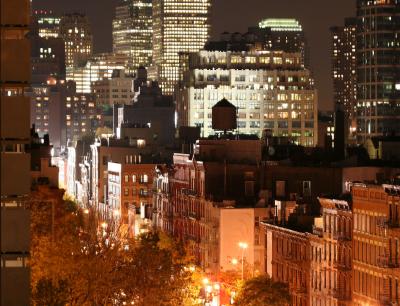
[{"left": 258, "top": 18, "right": 302, "bottom": 32}]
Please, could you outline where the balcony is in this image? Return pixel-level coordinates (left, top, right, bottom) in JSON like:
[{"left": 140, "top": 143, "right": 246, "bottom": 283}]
[
  {"left": 1, "top": 204, "right": 30, "bottom": 253},
  {"left": 1, "top": 96, "right": 30, "bottom": 139},
  {"left": 181, "top": 188, "right": 197, "bottom": 197},
  {"left": 1, "top": 153, "right": 30, "bottom": 196},
  {"left": 333, "top": 260, "right": 351, "bottom": 271},
  {"left": 312, "top": 225, "right": 323, "bottom": 237},
  {"left": 293, "top": 286, "right": 307, "bottom": 296},
  {"left": 377, "top": 256, "right": 399, "bottom": 269},
  {"left": 282, "top": 252, "right": 301, "bottom": 262},
  {"left": 386, "top": 219, "right": 400, "bottom": 229},
  {"left": 1, "top": 255, "right": 30, "bottom": 306},
  {"left": 332, "top": 289, "right": 351, "bottom": 301},
  {"left": 333, "top": 232, "right": 351, "bottom": 242},
  {"left": 1, "top": 39, "right": 30, "bottom": 82},
  {"left": 0, "top": 0, "right": 30, "bottom": 26}
]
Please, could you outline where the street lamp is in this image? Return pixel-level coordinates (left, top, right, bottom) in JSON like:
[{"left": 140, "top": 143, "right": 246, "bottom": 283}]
[
  {"left": 238, "top": 242, "right": 248, "bottom": 280},
  {"left": 202, "top": 278, "right": 210, "bottom": 305}
]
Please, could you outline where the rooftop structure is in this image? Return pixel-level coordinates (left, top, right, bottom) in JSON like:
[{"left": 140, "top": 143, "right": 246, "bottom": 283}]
[{"left": 258, "top": 18, "right": 303, "bottom": 32}]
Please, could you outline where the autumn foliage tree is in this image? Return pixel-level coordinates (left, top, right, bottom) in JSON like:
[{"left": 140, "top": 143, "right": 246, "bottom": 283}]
[
  {"left": 29, "top": 186, "right": 201, "bottom": 305},
  {"left": 234, "top": 275, "right": 291, "bottom": 306}
]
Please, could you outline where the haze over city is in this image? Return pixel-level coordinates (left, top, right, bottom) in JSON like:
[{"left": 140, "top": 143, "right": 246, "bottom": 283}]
[{"left": 1, "top": 0, "right": 399, "bottom": 305}]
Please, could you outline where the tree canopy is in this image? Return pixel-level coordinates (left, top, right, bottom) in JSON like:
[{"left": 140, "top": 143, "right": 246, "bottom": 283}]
[
  {"left": 29, "top": 187, "right": 202, "bottom": 305},
  {"left": 234, "top": 275, "right": 291, "bottom": 306}
]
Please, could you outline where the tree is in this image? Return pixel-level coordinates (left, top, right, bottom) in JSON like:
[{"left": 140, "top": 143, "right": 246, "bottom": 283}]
[
  {"left": 32, "top": 278, "right": 68, "bottom": 306},
  {"left": 234, "top": 275, "right": 291, "bottom": 306},
  {"left": 29, "top": 187, "right": 200, "bottom": 305}
]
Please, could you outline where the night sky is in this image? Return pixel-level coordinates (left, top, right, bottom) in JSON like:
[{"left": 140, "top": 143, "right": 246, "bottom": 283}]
[{"left": 32, "top": 0, "right": 356, "bottom": 111}]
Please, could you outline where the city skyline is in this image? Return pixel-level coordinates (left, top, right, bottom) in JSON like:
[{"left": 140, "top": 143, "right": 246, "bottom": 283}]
[
  {"left": 32, "top": 0, "right": 356, "bottom": 111},
  {"left": 3, "top": 0, "right": 400, "bottom": 304}
]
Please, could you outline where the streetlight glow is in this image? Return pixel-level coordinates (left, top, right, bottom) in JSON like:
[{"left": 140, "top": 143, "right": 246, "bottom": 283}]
[
  {"left": 238, "top": 241, "right": 248, "bottom": 280},
  {"left": 231, "top": 258, "right": 238, "bottom": 265},
  {"left": 238, "top": 242, "right": 248, "bottom": 249}
]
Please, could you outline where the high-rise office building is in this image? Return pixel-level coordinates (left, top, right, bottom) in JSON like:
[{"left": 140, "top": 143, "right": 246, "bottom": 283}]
[
  {"left": 1, "top": 0, "right": 31, "bottom": 304},
  {"left": 176, "top": 50, "right": 318, "bottom": 146},
  {"left": 30, "top": 35, "right": 66, "bottom": 84},
  {"left": 257, "top": 18, "right": 308, "bottom": 67},
  {"left": 356, "top": 0, "right": 400, "bottom": 142},
  {"left": 112, "top": 0, "right": 153, "bottom": 69},
  {"left": 31, "top": 10, "right": 61, "bottom": 39},
  {"left": 151, "top": 0, "right": 211, "bottom": 95},
  {"left": 331, "top": 18, "right": 358, "bottom": 123},
  {"left": 67, "top": 52, "right": 133, "bottom": 93},
  {"left": 30, "top": 10, "right": 66, "bottom": 84},
  {"left": 59, "top": 13, "right": 93, "bottom": 68}
]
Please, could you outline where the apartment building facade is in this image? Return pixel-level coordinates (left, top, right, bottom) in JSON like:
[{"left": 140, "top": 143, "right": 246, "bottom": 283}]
[
  {"left": 108, "top": 162, "right": 156, "bottom": 237},
  {"left": 1, "top": 0, "right": 31, "bottom": 303},
  {"left": 176, "top": 50, "right": 318, "bottom": 145}
]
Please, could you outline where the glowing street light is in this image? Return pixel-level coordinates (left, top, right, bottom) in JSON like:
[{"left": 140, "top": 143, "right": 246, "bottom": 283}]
[
  {"left": 238, "top": 242, "right": 248, "bottom": 249},
  {"left": 231, "top": 258, "right": 239, "bottom": 265},
  {"left": 238, "top": 241, "right": 248, "bottom": 280}
]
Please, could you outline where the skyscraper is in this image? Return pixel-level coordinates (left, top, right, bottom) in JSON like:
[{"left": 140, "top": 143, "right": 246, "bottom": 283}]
[
  {"left": 59, "top": 13, "right": 93, "bottom": 68},
  {"left": 112, "top": 0, "right": 153, "bottom": 69},
  {"left": 30, "top": 12, "right": 66, "bottom": 84},
  {"left": 1, "top": 0, "right": 31, "bottom": 304},
  {"left": 331, "top": 18, "right": 358, "bottom": 123},
  {"left": 176, "top": 49, "right": 318, "bottom": 146},
  {"left": 31, "top": 10, "right": 61, "bottom": 39},
  {"left": 151, "top": 0, "right": 211, "bottom": 95},
  {"left": 356, "top": 0, "right": 400, "bottom": 142},
  {"left": 257, "top": 18, "right": 308, "bottom": 67}
]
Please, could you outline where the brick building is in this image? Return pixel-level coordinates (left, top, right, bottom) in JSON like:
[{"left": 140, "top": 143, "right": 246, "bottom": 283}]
[
  {"left": 108, "top": 162, "right": 156, "bottom": 237},
  {"left": 153, "top": 137, "right": 271, "bottom": 274},
  {"left": 352, "top": 184, "right": 400, "bottom": 306}
]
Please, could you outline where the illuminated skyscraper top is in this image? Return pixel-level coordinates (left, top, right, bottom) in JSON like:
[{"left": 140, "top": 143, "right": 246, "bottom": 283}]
[
  {"left": 257, "top": 18, "right": 308, "bottom": 67},
  {"left": 259, "top": 18, "right": 302, "bottom": 32},
  {"left": 151, "top": 0, "right": 211, "bottom": 95},
  {"left": 112, "top": 0, "right": 153, "bottom": 69},
  {"left": 32, "top": 10, "right": 61, "bottom": 38},
  {"left": 59, "top": 13, "right": 93, "bottom": 68}
]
